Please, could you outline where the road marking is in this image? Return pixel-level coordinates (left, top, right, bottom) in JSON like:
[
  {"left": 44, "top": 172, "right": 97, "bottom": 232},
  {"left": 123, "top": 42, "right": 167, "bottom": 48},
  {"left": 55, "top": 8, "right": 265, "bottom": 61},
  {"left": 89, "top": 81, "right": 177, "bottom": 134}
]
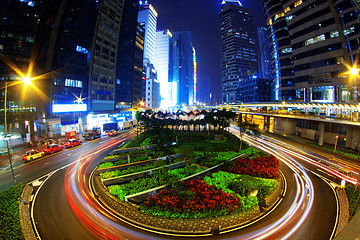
[
  {"left": 44, "top": 162, "right": 49, "bottom": 166},
  {"left": 67, "top": 153, "right": 72, "bottom": 156},
  {"left": 32, "top": 180, "right": 42, "bottom": 187},
  {"left": 15, "top": 174, "right": 20, "bottom": 178},
  {"left": 0, "top": 165, "right": 10, "bottom": 173}
]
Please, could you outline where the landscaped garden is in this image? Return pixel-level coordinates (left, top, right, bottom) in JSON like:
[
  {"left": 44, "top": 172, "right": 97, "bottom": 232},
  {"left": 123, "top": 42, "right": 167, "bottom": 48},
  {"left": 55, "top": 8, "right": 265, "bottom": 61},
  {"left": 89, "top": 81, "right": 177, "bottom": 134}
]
[
  {"left": 94, "top": 109, "right": 282, "bottom": 227},
  {"left": 0, "top": 183, "right": 25, "bottom": 240}
]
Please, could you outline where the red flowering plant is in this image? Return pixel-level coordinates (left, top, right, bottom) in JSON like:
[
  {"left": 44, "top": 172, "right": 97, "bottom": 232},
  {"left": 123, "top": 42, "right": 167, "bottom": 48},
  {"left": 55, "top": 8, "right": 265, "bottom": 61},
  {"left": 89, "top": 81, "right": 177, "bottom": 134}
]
[
  {"left": 140, "top": 179, "right": 242, "bottom": 219},
  {"left": 227, "top": 155, "right": 279, "bottom": 179}
]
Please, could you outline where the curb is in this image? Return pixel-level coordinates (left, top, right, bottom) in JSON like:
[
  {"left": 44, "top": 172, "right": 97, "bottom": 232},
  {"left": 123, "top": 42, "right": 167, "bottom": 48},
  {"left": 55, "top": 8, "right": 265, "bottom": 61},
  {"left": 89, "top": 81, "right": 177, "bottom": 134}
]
[{"left": 20, "top": 184, "right": 37, "bottom": 240}]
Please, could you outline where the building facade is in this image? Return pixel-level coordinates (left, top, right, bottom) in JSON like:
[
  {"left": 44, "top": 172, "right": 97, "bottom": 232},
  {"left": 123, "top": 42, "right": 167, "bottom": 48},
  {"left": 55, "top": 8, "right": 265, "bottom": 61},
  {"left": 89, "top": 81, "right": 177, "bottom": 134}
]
[
  {"left": 116, "top": 0, "right": 141, "bottom": 110},
  {"left": 263, "top": 0, "right": 360, "bottom": 103},
  {"left": 155, "top": 29, "right": 175, "bottom": 108},
  {"left": 257, "top": 27, "right": 272, "bottom": 80},
  {"left": 143, "top": 58, "right": 160, "bottom": 109},
  {"left": 219, "top": 0, "right": 258, "bottom": 104},
  {"left": 0, "top": 0, "right": 44, "bottom": 137},
  {"left": 89, "top": 0, "right": 124, "bottom": 112},
  {"left": 132, "top": 22, "right": 145, "bottom": 109},
  {"left": 138, "top": 1, "right": 157, "bottom": 66},
  {"left": 173, "top": 31, "right": 195, "bottom": 106},
  {"left": 138, "top": 1, "right": 159, "bottom": 109}
]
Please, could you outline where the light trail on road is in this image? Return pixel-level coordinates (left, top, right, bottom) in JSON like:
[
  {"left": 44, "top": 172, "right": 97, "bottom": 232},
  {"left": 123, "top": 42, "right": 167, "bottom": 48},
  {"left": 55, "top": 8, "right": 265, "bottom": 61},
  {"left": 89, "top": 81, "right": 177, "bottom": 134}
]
[{"left": 55, "top": 126, "right": 327, "bottom": 240}]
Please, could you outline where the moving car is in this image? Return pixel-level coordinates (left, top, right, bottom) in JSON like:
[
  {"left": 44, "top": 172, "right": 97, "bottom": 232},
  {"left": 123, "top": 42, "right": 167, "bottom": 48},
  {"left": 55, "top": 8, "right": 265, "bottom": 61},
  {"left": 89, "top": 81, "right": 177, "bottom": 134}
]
[
  {"left": 65, "top": 139, "right": 82, "bottom": 148},
  {"left": 22, "top": 149, "right": 45, "bottom": 161},
  {"left": 106, "top": 130, "right": 118, "bottom": 137},
  {"left": 43, "top": 144, "right": 63, "bottom": 154}
]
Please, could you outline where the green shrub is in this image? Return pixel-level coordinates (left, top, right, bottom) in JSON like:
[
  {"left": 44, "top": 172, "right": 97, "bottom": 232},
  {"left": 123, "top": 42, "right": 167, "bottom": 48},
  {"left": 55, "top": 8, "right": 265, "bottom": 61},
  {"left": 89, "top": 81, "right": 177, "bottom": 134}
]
[
  {"left": 204, "top": 171, "right": 278, "bottom": 210},
  {"left": 345, "top": 184, "right": 360, "bottom": 218},
  {"left": 0, "top": 183, "right": 25, "bottom": 240},
  {"left": 98, "top": 162, "right": 114, "bottom": 169}
]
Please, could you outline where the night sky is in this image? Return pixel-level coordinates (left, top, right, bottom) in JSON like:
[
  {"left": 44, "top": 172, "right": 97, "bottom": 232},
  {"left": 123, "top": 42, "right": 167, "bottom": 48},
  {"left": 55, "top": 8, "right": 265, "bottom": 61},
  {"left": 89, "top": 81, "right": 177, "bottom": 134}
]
[{"left": 150, "top": 0, "right": 267, "bottom": 104}]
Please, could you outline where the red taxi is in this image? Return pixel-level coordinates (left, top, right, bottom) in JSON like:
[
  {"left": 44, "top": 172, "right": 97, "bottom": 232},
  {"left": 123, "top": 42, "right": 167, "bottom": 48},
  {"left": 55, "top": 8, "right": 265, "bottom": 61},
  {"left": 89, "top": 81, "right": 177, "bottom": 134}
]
[
  {"left": 65, "top": 139, "right": 82, "bottom": 148},
  {"left": 22, "top": 149, "right": 45, "bottom": 161},
  {"left": 43, "top": 144, "right": 63, "bottom": 154}
]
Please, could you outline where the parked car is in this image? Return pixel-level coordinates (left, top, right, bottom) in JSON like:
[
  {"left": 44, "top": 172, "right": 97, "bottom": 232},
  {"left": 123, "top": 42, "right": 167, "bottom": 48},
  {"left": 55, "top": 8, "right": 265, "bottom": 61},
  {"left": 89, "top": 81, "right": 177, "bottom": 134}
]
[
  {"left": 64, "top": 139, "right": 82, "bottom": 148},
  {"left": 43, "top": 144, "right": 63, "bottom": 154},
  {"left": 22, "top": 149, "right": 45, "bottom": 161},
  {"left": 106, "top": 130, "right": 118, "bottom": 137}
]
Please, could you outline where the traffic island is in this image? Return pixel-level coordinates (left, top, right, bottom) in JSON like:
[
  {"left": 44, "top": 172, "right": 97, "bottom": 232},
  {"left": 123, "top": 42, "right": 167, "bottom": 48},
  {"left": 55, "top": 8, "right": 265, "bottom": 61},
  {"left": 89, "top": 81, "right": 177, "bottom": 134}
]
[{"left": 91, "top": 167, "right": 285, "bottom": 236}]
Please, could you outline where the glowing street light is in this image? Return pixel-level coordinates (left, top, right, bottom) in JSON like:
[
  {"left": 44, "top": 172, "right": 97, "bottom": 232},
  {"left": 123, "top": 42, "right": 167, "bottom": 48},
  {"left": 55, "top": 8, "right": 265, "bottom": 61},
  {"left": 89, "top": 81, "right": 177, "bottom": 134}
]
[
  {"left": 4, "top": 76, "right": 33, "bottom": 202},
  {"left": 349, "top": 67, "right": 359, "bottom": 77}
]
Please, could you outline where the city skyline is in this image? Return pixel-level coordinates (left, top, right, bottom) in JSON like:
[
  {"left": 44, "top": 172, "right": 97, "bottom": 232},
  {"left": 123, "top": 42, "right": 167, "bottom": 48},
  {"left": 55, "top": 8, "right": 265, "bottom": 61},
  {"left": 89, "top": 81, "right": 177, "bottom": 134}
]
[{"left": 150, "top": 0, "right": 267, "bottom": 103}]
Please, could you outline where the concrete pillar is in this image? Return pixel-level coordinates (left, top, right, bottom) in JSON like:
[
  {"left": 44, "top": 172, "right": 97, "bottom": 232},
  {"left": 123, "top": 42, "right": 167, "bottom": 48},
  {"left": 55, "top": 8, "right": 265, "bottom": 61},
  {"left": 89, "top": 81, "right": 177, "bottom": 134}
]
[
  {"left": 29, "top": 121, "right": 35, "bottom": 139},
  {"left": 263, "top": 116, "right": 267, "bottom": 131},
  {"left": 266, "top": 116, "right": 270, "bottom": 132},
  {"left": 318, "top": 122, "right": 325, "bottom": 146},
  {"left": 346, "top": 126, "right": 353, "bottom": 148}
]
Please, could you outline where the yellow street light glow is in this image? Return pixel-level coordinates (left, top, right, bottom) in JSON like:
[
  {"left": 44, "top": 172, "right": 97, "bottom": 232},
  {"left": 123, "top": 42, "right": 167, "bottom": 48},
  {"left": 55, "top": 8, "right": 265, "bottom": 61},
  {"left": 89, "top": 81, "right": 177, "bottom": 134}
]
[
  {"left": 349, "top": 67, "right": 359, "bottom": 76},
  {"left": 23, "top": 76, "right": 32, "bottom": 86}
]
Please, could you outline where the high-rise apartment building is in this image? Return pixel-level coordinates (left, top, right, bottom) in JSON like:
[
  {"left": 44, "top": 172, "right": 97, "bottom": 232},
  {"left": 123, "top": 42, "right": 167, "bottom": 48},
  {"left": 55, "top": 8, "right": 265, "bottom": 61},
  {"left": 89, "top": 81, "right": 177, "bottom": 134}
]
[
  {"left": 89, "top": 0, "right": 124, "bottom": 112},
  {"left": 155, "top": 29, "right": 175, "bottom": 108},
  {"left": 263, "top": 0, "right": 360, "bottom": 102},
  {"left": 173, "top": 31, "right": 195, "bottom": 106},
  {"left": 219, "top": 0, "right": 258, "bottom": 104}
]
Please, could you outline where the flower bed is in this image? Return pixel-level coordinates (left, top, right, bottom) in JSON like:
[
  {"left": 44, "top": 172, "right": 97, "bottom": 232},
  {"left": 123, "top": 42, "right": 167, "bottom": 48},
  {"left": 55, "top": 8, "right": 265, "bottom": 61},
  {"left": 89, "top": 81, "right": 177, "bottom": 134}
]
[
  {"left": 140, "top": 179, "right": 242, "bottom": 219},
  {"left": 108, "top": 165, "right": 204, "bottom": 200},
  {"left": 227, "top": 155, "right": 279, "bottom": 179},
  {"left": 204, "top": 171, "right": 278, "bottom": 209}
]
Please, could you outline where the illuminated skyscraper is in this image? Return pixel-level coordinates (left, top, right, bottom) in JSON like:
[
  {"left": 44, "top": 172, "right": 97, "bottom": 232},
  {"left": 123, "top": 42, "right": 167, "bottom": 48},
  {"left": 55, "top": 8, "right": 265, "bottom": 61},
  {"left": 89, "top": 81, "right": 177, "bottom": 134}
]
[
  {"left": 138, "top": 1, "right": 158, "bottom": 108},
  {"left": 263, "top": 0, "right": 360, "bottom": 102},
  {"left": 138, "top": 1, "right": 157, "bottom": 66},
  {"left": 155, "top": 29, "right": 175, "bottom": 108},
  {"left": 257, "top": 27, "right": 272, "bottom": 80},
  {"left": 219, "top": 0, "right": 258, "bottom": 104},
  {"left": 173, "top": 31, "right": 195, "bottom": 106}
]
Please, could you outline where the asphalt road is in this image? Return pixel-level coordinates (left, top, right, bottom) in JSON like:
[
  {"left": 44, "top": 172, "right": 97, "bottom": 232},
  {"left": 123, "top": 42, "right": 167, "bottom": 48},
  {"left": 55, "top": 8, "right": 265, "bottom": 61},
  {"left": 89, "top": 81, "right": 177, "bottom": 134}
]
[{"left": 28, "top": 129, "right": 342, "bottom": 240}]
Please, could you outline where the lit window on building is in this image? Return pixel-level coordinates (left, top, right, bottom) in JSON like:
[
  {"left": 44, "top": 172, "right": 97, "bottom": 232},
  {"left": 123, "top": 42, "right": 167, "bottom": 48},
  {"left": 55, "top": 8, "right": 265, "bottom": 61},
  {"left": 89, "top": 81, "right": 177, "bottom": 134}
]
[
  {"left": 65, "top": 78, "right": 82, "bottom": 88},
  {"left": 281, "top": 48, "right": 292, "bottom": 54},
  {"left": 274, "top": 12, "right": 285, "bottom": 21},
  {"left": 284, "top": 7, "right": 291, "bottom": 13},
  {"left": 336, "top": 57, "right": 344, "bottom": 64},
  {"left": 294, "top": 0, "right": 303, "bottom": 7},
  {"left": 314, "top": 34, "right": 325, "bottom": 42},
  {"left": 330, "top": 30, "right": 339, "bottom": 38},
  {"left": 343, "top": 26, "right": 355, "bottom": 36},
  {"left": 286, "top": 15, "right": 294, "bottom": 21}
]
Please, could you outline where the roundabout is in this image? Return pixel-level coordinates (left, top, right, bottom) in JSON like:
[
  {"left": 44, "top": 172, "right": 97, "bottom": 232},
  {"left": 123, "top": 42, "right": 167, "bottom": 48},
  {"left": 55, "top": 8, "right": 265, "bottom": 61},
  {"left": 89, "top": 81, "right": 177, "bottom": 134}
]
[{"left": 29, "top": 126, "right": 341, "bottom": 240}]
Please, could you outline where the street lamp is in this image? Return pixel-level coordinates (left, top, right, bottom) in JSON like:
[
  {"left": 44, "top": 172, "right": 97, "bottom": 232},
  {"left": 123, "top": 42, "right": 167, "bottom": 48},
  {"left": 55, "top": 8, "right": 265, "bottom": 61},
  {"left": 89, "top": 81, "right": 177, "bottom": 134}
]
[{"left": 4, "top": 76, "right": 32, "bottom": 201}]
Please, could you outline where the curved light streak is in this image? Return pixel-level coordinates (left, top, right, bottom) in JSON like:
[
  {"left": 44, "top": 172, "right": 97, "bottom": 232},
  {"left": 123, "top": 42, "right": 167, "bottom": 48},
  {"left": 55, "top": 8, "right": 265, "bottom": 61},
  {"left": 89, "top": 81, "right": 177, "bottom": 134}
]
[{"left": 59, "top": 127, "right": 340, "bottom": 240}]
